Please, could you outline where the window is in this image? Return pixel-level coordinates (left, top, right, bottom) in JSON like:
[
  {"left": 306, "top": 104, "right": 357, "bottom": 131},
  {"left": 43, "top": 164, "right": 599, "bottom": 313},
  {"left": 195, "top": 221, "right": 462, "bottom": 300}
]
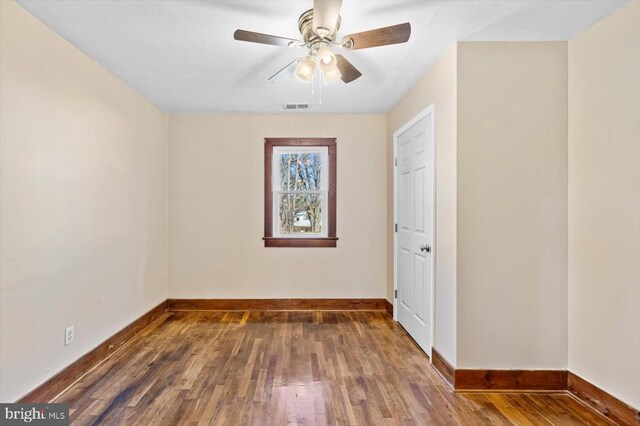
[{"left": 264, "top": 138, "right": 337, "bottom": 247}]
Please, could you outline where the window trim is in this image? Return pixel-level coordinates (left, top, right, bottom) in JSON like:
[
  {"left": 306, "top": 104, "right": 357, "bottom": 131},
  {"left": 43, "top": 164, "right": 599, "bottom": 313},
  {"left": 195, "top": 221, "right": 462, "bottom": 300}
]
[{"left": 264, "top": 138, "right": 337, "bottom": 248}]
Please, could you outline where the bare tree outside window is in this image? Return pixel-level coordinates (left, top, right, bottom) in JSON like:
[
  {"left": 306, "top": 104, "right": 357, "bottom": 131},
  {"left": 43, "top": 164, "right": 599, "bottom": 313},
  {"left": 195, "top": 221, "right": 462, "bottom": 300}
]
[{"left": 278, "top": 152, "right": 323, "bottom": 235}]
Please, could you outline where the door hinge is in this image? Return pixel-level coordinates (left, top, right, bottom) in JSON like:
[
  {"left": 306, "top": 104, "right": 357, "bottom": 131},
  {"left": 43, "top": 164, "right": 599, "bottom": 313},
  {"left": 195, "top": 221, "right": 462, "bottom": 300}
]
[
  {"left": 395, "top": 289, "right": 398, "bottom": 299},
  {"left": 394, "top": 223, "right": 398, "bottom": 232},
  {"left": 394, "top": 157, "right": 397, "bottom": 166}
]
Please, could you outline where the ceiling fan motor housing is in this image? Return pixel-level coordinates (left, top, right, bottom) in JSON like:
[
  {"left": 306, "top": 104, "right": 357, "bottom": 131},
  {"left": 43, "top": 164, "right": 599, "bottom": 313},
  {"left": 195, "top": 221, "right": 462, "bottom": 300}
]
[{"left": 298, "top": 9, "right": 341, "bottom": 49}]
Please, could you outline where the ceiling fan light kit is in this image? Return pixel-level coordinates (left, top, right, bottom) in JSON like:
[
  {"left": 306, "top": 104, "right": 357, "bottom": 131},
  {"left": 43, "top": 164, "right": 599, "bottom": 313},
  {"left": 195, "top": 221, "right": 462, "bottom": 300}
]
[{"left": 233, "top": 0, "right": 411, "bottom": 99}]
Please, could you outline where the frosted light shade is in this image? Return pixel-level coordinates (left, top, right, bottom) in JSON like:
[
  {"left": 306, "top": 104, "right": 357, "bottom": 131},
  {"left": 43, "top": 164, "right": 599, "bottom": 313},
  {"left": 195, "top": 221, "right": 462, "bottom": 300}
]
[
  {"left": 322, "top": 67, "right": 341, "bottom": 83},
  {"left": 294, "top": 57, "right": 315, "bottom": 82}
]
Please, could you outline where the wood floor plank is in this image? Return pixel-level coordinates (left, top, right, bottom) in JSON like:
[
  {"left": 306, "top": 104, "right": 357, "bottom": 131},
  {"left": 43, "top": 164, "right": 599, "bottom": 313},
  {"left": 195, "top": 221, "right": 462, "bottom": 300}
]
[{"left": 53, "top": 311, "right": 613, "bottom": 425}]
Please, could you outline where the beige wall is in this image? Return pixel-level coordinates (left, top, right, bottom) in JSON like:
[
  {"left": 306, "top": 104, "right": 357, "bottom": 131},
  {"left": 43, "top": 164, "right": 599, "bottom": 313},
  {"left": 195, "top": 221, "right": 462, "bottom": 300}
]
[
  {"left": 169, "top": 115, "right": 387, "bottom": 299},
  {"left": 568, "top": 1, "right": 640, "bottom": 409},
  {"left": 387, "top": 42, "right": 569, "bottom": 369},
  {"left": 0, "top": 1, "right": 169, "bottom": 402},
  {"left": 386, "top": 46, "right": 458, "bottom": 366},
  {"left": 456, "top": 42, "right": 568, "bottom": 369},
  {"left": 3, "top": 0, "right": 638, "bottom": 407}
]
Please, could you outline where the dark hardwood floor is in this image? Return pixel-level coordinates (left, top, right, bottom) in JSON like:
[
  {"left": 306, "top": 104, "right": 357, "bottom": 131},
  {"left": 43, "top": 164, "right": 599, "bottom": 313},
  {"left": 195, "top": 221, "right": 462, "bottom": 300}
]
[{"left": 55, "top": 311, "right": 612, "bottom": 425}]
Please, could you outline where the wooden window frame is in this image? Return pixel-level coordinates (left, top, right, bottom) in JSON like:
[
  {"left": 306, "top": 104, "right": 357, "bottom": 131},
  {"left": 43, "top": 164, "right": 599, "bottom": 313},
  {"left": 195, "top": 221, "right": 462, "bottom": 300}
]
[{"left": 264, "top": 138, "right": 337, "bottom": 248}]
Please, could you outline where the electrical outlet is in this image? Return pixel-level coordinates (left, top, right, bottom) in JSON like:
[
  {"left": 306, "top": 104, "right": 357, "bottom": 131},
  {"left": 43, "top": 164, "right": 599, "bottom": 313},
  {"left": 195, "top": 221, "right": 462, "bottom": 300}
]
[{"left": 65, "top": 326, "right": 74, "bottom": 346}]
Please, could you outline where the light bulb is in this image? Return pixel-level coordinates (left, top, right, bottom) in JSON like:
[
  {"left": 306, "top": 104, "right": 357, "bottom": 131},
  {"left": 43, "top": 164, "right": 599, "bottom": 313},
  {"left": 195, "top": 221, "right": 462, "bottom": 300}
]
[
  {"left": 317, "top": 47, "right": 337, "bottom": 73},
  {"left": 322, "top": 67, "right": 341, "bottom": 84},
  {"left": 294, "top": 57, "right": 315, "bottom": 82}
]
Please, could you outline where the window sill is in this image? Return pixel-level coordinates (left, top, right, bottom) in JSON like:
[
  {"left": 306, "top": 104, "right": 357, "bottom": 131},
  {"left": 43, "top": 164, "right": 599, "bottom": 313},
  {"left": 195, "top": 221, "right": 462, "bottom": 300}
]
[{"left": 263, "top": 237, "right": 338, "bottom": 248}]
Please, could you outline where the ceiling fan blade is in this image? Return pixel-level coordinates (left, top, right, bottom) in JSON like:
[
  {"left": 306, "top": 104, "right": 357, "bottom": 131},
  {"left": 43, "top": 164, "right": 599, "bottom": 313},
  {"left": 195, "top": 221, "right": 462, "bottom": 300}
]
[
  {"left": 268, "top": 58, "right": 303, "bottom": 82},
  {"left": 313, "top": 0, "right": 342, "bottom": 37},
  {"left": 335, "top": 54, "right": 362, "bottom": 83},
  {"left": 341, "top": 23, "right": 411, "bottom": 50},
  {"left": 234, "top": 29, "right": 300, "bottom": 47}
]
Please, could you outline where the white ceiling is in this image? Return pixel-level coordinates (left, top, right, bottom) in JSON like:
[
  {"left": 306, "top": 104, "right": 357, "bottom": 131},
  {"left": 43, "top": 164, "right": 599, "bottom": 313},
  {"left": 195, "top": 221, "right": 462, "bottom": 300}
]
[{"left": 17, "top": 0, "right": 627, "bottom": 114}]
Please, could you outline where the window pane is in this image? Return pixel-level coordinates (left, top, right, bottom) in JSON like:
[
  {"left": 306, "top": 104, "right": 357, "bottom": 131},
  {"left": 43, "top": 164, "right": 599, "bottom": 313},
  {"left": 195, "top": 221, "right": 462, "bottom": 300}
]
[
  {"left": 278, "top": 193, "right": 323, "bottom": 235},
  {"left": 278, "top": 152, "right": 323, "bottom": 191}
]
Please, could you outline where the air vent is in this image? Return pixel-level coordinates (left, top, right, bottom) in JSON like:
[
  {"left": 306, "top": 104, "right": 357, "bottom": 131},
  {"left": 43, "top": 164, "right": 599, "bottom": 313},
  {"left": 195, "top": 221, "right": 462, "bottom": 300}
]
[{"left": 283, "top": 103, "right": 309, "bottom": 110}]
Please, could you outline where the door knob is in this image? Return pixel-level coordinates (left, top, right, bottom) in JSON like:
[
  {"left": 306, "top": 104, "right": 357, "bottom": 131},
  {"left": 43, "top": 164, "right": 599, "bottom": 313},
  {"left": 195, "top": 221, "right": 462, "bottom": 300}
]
[{"left": 420, "top": 244, "right": 431, "bottom": 253}]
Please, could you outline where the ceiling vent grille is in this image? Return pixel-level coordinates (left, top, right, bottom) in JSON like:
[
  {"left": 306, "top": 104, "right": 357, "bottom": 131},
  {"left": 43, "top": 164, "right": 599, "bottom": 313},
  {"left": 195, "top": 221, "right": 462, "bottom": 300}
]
[{"left": 283, "top": 103, "right": 309, "bottom": 110}]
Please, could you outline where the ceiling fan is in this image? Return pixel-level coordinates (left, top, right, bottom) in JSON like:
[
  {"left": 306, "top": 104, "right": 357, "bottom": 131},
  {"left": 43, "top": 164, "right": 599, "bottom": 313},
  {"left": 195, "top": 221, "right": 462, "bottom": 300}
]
[{"left": 233, "top": 0, "right": 411, "bottom": 84}]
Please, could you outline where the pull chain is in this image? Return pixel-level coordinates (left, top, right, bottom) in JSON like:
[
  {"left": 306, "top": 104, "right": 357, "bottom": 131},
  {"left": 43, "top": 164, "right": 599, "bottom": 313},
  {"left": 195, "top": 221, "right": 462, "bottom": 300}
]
[
  {"left": 310, "top": 68, "right": 314, "bottom": 97},
  {"left": 309, "top": 61, "right": 323, "bottom": 106}
]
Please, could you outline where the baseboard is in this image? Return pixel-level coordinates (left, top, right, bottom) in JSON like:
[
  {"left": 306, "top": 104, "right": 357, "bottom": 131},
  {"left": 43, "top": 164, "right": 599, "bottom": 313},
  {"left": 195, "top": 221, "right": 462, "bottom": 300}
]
[
  {"left": 385, "top": 300, "right": 393, "bottom": 317},
  {"left": 430, "top": 351, "right": 567, "bottom": 392},
  {"left": 455, "top": 369, "right": 568, "bottom": 391},
  {"left": 429, "top": 359, "right": 638, "bottom": 423},
  {"left": 167, "top": 298, "right": 388, "bottom": 311},
  {"left": 431, "top": 348, "right": 455, "bottom": 388},
  {"left": 18, "top": 300, "right": 168, "bottom": 403},
  {"left": 568, "top": 371, "right": 640, "bottom": 425}
]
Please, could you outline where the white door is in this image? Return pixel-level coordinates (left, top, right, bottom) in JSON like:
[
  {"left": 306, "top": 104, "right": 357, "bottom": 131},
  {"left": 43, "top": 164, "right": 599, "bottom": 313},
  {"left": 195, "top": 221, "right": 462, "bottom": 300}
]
[{"left": 396, "top": 111, "right": 434, "bottom": 355}]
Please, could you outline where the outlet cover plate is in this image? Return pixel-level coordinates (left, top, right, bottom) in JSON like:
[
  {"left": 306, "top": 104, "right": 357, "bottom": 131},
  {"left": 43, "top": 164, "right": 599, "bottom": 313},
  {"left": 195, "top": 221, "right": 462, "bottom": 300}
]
[{"left": 65, "top": 326, "right": 74, "bottom": 346}]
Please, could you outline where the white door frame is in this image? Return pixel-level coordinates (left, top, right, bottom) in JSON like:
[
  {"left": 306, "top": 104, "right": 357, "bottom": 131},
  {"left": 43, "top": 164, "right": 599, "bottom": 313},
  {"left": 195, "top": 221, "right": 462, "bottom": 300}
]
[{"left": 393, "top": 104, "right": 436, "bottom": 360}]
